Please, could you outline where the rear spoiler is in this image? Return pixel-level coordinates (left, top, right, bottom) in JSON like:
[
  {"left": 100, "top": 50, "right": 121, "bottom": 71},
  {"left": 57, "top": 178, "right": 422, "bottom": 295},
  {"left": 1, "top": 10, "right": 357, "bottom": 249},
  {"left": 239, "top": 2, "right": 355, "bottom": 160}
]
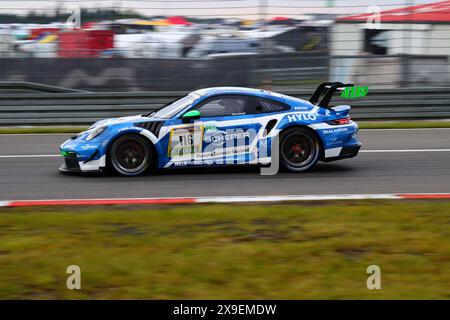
[{"left": 309, "top": 82, "right": 354, "bottom": 108}]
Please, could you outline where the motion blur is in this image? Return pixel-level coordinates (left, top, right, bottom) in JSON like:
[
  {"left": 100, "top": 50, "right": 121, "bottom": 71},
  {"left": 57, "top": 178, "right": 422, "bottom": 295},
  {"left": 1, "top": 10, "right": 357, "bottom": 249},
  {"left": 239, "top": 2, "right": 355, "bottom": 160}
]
[{"left": 0, "top": 0, "right": 449, "bottom": 301}]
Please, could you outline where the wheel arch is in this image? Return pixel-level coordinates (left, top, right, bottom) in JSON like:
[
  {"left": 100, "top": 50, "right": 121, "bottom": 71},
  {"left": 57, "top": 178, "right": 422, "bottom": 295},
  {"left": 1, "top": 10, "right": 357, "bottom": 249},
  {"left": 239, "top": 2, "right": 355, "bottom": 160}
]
[
  {"left": 278, "top": 124, "right": 325, "bottom": 160},
  {"left": 105, "top": 130, "right": 158, "bottom": 170}
]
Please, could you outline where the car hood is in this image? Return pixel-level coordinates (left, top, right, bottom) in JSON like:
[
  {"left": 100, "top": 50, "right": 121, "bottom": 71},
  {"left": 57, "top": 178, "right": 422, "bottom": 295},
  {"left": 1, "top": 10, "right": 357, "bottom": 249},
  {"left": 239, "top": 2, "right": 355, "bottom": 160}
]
[{"left": 90, "top": 115, "right": 165, "bottom": 128}]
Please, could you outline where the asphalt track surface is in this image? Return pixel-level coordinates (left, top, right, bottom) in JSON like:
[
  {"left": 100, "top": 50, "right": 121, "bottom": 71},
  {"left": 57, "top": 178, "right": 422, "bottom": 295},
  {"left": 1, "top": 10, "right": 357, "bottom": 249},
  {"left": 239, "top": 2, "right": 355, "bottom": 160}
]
[{"left": 0, "top": 129, "right": 449, "bottom": 200}]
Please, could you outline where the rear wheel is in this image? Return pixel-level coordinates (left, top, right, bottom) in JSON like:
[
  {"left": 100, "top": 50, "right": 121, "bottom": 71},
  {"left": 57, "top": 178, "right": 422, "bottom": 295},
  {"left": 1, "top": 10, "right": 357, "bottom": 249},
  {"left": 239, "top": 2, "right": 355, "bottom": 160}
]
[
  {"left": 108, "top": 134, "right": 153, "bottom": 176},
  {"left": 280, "top": 127, "right": 320, "bottom": 172}
]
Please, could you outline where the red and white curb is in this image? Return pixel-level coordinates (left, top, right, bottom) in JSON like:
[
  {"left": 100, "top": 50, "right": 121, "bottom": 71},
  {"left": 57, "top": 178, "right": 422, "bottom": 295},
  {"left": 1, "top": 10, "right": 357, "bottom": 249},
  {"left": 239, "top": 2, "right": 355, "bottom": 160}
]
[{"left": 1, "top": 193, "right": 450, "bottom": 207}]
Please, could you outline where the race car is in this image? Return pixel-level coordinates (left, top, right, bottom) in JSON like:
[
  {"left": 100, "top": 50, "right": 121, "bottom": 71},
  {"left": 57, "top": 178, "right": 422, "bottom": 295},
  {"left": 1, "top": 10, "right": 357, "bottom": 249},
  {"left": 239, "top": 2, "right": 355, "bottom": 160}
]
[{"left": 59, "top": 82, "right": 361, "bottom": 176}]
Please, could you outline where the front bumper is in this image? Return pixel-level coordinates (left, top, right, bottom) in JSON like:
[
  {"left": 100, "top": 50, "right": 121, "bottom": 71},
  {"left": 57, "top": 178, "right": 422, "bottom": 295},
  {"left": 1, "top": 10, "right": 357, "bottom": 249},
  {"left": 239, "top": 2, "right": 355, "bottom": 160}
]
[
  {"left": 59, "top": 136, "right": 106, "bottom": 173},
  {"left": 59, "top": 155, "right": 106, "bottom": 173},
  {"left": 59, "top": 155, "right": 82, "bottom": 173}
]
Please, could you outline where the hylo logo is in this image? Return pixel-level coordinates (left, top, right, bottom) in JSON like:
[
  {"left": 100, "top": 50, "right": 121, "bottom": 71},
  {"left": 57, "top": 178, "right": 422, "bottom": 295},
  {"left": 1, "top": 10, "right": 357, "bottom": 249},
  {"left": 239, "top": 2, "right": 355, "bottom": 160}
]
[{"left": 287, "top": 113, "right": 317, "bottom": 122}]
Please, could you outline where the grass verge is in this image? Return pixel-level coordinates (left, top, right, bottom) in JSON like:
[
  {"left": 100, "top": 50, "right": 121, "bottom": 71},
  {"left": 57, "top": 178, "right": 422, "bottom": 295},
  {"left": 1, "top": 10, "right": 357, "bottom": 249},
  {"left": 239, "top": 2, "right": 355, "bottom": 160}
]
[{"left": 0, "top": 201, "right": 449, "bottom": 299}]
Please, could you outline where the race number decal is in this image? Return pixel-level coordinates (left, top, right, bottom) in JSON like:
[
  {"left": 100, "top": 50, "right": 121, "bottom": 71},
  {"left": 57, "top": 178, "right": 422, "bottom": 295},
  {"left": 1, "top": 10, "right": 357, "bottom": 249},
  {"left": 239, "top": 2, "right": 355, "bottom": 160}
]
[{"left": 168, "top": 125, "right": 203, "bottom": 158}]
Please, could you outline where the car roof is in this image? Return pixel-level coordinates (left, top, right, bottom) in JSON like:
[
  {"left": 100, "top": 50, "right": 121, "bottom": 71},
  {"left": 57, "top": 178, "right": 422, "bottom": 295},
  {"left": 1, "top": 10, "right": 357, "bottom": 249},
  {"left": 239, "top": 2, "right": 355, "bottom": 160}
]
[
  {"left": 191, "top": 86, "right": 315, "bottom": 108},
  {"left": 193, "top": 87, "right": 283, "bottom": 99}
]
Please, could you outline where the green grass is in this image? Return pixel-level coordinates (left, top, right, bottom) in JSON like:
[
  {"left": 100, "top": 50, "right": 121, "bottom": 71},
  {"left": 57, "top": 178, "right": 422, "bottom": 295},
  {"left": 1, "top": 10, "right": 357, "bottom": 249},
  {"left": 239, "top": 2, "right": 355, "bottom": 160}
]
[{"left": 0, "top": 201, "right": 449, "bottom": 299}]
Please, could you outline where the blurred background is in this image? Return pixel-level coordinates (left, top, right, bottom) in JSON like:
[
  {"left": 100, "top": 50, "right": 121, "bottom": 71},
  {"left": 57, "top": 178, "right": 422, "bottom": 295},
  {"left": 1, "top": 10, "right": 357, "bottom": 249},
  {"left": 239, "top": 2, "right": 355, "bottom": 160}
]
[
  {"left": 1, "top": 1, "right": 449, "bottom": 300},
  {"left": 1, "top": 0, "right": 449, "bottom": 92}
]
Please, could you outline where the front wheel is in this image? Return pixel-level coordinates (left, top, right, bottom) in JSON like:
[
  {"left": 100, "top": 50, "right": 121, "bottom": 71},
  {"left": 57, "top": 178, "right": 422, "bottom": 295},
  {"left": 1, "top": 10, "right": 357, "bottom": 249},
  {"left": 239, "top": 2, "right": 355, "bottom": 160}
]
[
  {"left": 108, "top": 134, "right": 153, "bottom": 176},
  {"left": 280, "top": 128, "right": 320, "bottom": 172}
]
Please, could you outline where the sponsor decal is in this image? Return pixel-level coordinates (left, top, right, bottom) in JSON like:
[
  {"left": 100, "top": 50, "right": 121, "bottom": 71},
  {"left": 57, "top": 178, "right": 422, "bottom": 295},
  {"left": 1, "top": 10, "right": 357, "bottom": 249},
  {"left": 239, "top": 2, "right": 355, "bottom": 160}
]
[
  {"left": 204, "top": 131, "right": 250, "bottom": 144},
  {"left": 204, "top": 124, "right": 217, "bottom": 132},
  {"left": 323, "top": 128, "right": 349, "bottom": 134},
  {"left": 165, "top": 126, "right": 279, "bottom": 171},
  {"left": 202, "top": 145, "right": 250, "bottom": 158},
  {"left": 341, "top": 86, "right": 369, "bottom": 99},
  {"left": 168, "top": 126, "right": 255, "bottom": 160},
  {"left": 328, "top": 138, "right": 344, "bottom": 146},
  {"left": 168, "top": 124, "right": 203, "bottom": 158},
  {"left": 174, "top": 159, "right": 215, "bottom": 166},
  {"left": 294, "top": 106, "right": 309, "bottom": 111},
  {"left": 80, "top": 144, "right": 98, "bottom": 150},
  {"left": 287, "top": 113, "right": 317, "bottom": 122},
  {"left": 62, "top": 144, "right": 76, "bottom": 149},
  {"left": 167, "top": 126, "right": 259, "bottom": 165}
]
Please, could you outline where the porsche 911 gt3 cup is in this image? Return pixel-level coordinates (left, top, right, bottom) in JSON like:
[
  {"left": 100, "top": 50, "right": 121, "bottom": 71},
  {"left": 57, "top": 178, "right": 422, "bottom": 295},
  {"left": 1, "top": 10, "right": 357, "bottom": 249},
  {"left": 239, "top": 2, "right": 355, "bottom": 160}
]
[{"left": 59, "top": 82, "right": 361, "bottom": 176}]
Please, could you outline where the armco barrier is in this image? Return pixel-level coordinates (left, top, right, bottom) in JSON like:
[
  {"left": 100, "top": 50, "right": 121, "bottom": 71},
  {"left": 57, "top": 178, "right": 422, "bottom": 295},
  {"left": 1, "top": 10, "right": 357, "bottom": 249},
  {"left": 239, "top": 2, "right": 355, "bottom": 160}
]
[{"left": 1, "top": 88, "right": 450, "bottom": 125}]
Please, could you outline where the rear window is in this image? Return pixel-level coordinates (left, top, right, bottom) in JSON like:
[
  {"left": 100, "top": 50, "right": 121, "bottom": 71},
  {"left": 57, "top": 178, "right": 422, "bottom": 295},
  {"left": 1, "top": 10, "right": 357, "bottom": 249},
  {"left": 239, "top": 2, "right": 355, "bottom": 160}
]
[{"left": 254, "top": 98, "right": 290, "bottom": 114}]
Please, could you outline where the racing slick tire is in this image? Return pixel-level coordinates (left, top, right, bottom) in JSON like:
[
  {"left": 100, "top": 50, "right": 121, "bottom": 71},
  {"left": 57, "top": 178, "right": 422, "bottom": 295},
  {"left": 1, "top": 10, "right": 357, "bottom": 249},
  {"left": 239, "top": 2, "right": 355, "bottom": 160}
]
[
  {"left": 108, "top": 134, "right": 154, "bottom": 176},
  {"left": 279, "top": 127, "right": 320, "bottom": 172}
]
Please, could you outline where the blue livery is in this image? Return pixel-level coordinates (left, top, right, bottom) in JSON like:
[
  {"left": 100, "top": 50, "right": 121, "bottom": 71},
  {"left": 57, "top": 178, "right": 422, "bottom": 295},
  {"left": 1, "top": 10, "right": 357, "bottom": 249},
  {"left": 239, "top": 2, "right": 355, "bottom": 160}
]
[{"left": 60, "top": 83, "right": 361, "bottom": 175}]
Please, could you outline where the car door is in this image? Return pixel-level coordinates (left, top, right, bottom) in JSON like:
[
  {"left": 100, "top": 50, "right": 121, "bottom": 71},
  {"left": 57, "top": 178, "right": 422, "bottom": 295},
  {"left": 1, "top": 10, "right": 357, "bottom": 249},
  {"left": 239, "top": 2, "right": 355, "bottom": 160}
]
[
  {"left": 166, "top": 94, "right": 258, "bottom": 167},
  {"left": 248, "top": 96, "right": 292, "bottom": 164}
]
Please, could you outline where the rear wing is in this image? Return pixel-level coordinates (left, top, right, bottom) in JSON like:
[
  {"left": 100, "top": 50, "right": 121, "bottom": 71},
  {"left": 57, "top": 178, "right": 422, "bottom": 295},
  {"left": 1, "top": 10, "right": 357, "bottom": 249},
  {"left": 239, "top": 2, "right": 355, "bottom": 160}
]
[{"left": 309, "top": 82, "right": 354, "bottom": 108}]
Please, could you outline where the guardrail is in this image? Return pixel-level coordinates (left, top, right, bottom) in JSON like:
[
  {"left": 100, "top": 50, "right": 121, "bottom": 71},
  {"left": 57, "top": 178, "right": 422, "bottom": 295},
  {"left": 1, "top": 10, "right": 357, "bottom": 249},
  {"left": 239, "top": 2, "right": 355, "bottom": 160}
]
[
  {"left": 0, "top": 81, "right": 87, "bottom": 94},
  {"left": 1, "top": 88, "right": 450, "bottom": 125}
]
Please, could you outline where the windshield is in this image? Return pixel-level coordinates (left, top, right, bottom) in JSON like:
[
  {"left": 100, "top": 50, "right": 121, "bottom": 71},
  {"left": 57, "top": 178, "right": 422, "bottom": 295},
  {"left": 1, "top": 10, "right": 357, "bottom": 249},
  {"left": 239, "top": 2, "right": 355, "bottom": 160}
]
[{"left": 152, "top": 95, "right": 194, "bottom": 119}]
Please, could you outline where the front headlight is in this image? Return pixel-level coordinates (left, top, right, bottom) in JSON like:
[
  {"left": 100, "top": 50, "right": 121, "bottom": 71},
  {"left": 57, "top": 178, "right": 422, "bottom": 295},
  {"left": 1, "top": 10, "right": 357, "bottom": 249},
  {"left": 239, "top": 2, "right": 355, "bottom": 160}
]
[{"left": 86, "top": 126, "right": 107, "bottom": 141}]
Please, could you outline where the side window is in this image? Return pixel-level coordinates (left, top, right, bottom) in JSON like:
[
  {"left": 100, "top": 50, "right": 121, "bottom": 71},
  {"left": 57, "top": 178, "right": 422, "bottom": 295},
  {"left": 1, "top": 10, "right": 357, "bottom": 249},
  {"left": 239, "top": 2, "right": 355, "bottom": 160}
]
[
  {"left": 254, "top": 98, "right": 290, "bottom": 114},
  {"left": 195, "top": 96, "right": 249, "bottom": 117}
]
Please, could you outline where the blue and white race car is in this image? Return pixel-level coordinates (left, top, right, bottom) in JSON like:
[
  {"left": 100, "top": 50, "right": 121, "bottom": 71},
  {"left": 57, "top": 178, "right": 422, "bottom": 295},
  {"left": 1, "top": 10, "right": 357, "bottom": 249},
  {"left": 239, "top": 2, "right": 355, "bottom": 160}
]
[{"left": 60, "top": 82, "right": 361, "bottom": 176}]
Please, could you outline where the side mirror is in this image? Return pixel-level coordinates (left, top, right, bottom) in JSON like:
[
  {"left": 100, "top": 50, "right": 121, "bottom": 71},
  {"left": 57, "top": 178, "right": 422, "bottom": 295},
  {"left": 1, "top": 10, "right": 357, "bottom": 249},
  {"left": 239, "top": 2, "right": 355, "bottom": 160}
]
[{"left": 182, "top": 110, "right": 201, "bottom": 122}]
